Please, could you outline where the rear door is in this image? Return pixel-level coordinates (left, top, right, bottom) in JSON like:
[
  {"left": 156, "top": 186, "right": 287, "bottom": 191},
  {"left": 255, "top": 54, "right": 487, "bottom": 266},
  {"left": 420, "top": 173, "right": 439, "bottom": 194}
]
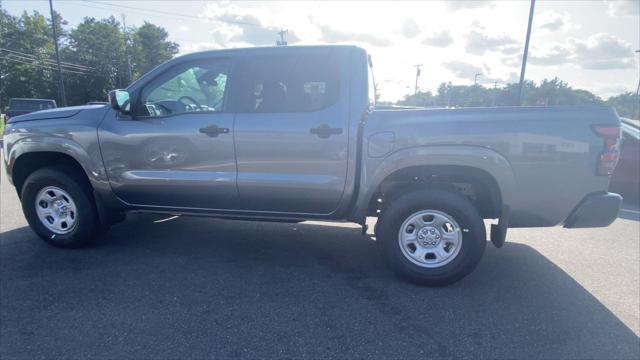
[{"left": 231, "top": 48, "right": 351, "bottom": 214}]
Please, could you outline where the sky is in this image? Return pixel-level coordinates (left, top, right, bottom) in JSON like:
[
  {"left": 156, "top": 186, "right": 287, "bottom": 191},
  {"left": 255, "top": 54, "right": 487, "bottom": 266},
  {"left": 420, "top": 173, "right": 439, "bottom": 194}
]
[{"left": 4, "top": 0, "right": 640, "bottom": 101}]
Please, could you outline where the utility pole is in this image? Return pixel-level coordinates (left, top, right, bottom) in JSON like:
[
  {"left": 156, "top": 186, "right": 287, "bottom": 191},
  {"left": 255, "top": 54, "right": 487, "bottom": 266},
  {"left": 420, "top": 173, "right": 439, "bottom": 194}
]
[
  {"left": 492, "top": 80, "right": 498, "bottom": 106},
  {"left": 518, "top": 0, "right": 536, "bottom": 106},
  {"left": 122, "top": 14, "right": 133, "bottom": 84},
  {"left": 48, "top": 0, "right": 66, "bottom": 106},
  {"left": 413, "top": 64, "right": 422, "bottom": 95},
  {"left": 276, "top": 29, "right": 288, "bottom": 46},
  {"left": 0, "top": 0, "right": 5, "bottom": 113},
  {"left": 634, "top": 50, "right": 639, "bottom": 120},
  {"left": 474, "top": 73, "right": 482, "bottom": 86}
]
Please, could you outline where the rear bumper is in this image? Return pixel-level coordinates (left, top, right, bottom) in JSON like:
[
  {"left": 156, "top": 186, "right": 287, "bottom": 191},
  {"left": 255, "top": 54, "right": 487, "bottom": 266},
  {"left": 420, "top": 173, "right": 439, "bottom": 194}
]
[{"left": 564, "top": 192, "right": 622, "bottom": 228}]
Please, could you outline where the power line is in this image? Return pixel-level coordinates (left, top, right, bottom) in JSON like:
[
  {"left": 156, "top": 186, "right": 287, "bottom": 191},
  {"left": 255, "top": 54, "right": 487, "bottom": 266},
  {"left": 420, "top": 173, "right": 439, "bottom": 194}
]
[
  {"left": 0, "top": 48, "right": 94, "bottom": 71},
  {"left": 0, "top": 56, "right": 97, "bottom": 76},
  {"left": 0, "top": 56, "right": 104, "bottom": 77},
  {"left": 81, "top": 0, "right": 264, "bottom": 28},
  {"left": 2, "top": 52, "right": 86, "bottom": 71},
  {"left": 60, "top": 0, "right": 288, "bottom": 47}
]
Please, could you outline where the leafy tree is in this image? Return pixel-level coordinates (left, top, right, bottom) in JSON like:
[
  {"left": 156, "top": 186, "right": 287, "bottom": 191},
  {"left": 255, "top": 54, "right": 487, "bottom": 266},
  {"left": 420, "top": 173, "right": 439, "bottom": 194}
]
[
  {"left": 524, "top": 77, "right": 603, "bottom": 106},
  {"left": 62, "top": 16, "right": 129, "bottom": 104},
  {"left": 1, "top": 10, "right": 177, "bottom": 107},
  {"left": 0, "top": 11, "right": 60, "bottom": 108},
  {"left": 607, "top": 92, "right": 639, "bottom": 120},
  {"left": 0, "top": 9, "right": 19, "bottom": 111},
  {"left": 397, "top": 78, "right": 606, "bottom": 109},
  {"left": 131, "top": 22, "right": 178, "bottom": 77}
]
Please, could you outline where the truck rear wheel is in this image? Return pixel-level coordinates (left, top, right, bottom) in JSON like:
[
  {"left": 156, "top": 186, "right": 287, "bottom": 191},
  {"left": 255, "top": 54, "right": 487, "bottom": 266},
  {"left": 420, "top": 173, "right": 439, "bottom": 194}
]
[
  {"left": 376, "top": 189, "right": 486, "bottom": 286},
  {"left": 20, "top": 166, "right": 104, "bottom": 248}
]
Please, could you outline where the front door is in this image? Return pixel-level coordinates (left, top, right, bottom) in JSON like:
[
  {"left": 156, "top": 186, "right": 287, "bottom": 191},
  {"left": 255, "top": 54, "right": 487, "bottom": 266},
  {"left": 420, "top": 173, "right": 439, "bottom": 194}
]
[
  {"left": 99, "top": 57, "right": 238, "bottom": 210},
  {"left": 231, "top": 49, "right": 351, "bottom": 214}
]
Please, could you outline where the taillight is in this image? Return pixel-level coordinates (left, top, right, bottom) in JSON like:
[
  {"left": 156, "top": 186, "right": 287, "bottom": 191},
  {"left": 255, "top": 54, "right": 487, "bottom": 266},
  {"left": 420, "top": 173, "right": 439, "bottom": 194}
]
[{"left": 593, "top": 125, "right": 621, "bottom": 176}]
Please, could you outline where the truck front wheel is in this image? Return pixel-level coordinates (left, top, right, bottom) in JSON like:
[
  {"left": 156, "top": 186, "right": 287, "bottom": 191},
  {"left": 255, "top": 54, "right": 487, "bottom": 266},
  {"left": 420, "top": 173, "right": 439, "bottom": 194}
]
[
  {"left": 376, "top": 189, "right": 486, "bottom": 286},
  {"left": 20, "top": 166, "right": 104, "bottom": 248}
]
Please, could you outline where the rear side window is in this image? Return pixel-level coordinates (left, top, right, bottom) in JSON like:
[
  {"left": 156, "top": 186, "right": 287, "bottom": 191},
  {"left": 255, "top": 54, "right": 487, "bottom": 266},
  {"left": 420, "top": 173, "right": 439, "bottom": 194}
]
[{"left": 231, "top": 51, "right": 340, "bottom": 113}]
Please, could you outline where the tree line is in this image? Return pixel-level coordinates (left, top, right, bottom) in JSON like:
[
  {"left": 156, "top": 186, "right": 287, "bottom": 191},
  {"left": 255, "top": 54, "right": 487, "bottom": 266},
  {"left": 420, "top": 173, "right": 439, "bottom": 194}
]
[
  {"left": 394, "top": 78, "right": 638, "bottom": 119},
  {"left": 0, "top": 10, "right": 178, "bottom": 109}
]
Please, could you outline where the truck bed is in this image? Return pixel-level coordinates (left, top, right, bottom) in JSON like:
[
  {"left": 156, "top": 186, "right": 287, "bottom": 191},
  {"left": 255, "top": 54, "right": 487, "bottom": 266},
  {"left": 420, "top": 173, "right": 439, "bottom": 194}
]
[{"left": 362, "top": 106, "right": 620, "bottom": 227}]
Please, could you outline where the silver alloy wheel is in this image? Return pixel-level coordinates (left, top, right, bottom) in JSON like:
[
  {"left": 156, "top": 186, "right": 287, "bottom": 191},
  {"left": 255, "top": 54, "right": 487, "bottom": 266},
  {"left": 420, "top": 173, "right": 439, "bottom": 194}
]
[
  {"left": 398, "top": 210, "right": 463, "bottom": 268},
  {"left": 34, "top": 186, "right": 78, "bottom": 234}
]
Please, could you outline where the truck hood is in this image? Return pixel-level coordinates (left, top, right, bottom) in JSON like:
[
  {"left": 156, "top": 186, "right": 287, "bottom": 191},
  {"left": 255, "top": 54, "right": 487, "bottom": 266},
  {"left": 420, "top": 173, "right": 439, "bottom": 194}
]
[{"left": 7, "top": 104, "right": 108, "bottom": 124}]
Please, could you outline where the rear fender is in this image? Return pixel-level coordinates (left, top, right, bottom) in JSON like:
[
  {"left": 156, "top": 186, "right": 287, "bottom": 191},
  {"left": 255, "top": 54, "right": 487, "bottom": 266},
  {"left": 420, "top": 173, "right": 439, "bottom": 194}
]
[{"left": 349, "top": 145, "right": 516, "bottom": 222}]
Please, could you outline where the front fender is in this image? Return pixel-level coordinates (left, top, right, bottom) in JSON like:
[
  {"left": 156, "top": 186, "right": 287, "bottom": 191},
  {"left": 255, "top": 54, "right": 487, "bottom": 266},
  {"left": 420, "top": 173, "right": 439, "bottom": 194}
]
[
  {"left": 7, "top": 137, "right": 100, "bottom": 181},
  {"left": 350, "top": 145, "right": 516, "bottom": 222},
  {"left": 4, "top": 130, "right": 120, "bottom": 209}
]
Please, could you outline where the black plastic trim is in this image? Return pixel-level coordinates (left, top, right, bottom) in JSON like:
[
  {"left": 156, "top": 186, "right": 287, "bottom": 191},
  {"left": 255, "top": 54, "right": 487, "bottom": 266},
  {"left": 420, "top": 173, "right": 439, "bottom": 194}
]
[{"left": 564, "top": 192, "right": 622, "bottom": 228}]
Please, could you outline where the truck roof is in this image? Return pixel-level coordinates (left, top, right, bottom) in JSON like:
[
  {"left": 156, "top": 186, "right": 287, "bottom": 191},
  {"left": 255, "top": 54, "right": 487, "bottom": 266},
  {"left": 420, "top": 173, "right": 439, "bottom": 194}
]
[
  {"left": 128, "top": 44, "right": 365, "bottom": 92},
  {"left": 9, "top": 98, "right": 56, "bottom": 102},
  {"left": 174, "top": 44, "right": 363, "bottom": 62}
]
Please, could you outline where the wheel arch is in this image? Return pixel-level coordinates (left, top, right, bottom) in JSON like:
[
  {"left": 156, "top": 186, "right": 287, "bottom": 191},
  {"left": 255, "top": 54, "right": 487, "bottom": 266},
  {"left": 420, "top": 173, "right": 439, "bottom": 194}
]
[
  {"left": 371, "top": 165, "right": 503, "bottom": 218},
  {"left": 11, "top": 151, "right": 92, "bottom": 197},
  {"left": 349, "top": 145, "right": 516, "bottom": 222}
]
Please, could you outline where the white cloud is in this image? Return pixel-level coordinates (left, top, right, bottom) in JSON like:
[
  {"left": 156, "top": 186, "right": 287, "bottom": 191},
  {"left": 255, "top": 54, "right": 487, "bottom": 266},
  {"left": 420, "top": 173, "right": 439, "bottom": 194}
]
[
  {"left": 597, "top": 85, "right": 636, "bottom": 99},
  {"left": 528, "top": 44, "right": 572, "bottom": 66},
  {"left": 536, "top": 10, "right": 575, "bottom": 32},
  {"left": 479, "top": 71, "right": 520, "bottom": 86},
  {"left": 464, "top": 28, "right": 518, "bottom": 55},
  {"left": 178, "top": 25, "right": 189, "bottom": 32},
  {"left": 181, "top": 42, "right": 223, "bottom": 54},
  {"left": 319, "top": 25, "right": 391, "bottom": 47},
  {"left": 422, "top": 31, "right": 453, "bottom": 47},
  {"left": 199, "top": 2, "right": 300, "bottom": 46},
  {"left": 607, "top": 0, "right": 640, "bottom": 17},
  {"left": 166, "top": 1, "right": 637, "bottom": 100},
  {"left": 446, "top": 1, "right": 494, "bottom": 11},
  {"left": 400, "top": 18, "right": 421, "bottom": 39},
  {"left": 443, "top": 61, "right": 484, "bottom": 80},
  {"left": 502, "top": 54, "right": 522, "bottom": 68},
  {"left": 530, "top": 33, "right": 636, "bottom": 70}
]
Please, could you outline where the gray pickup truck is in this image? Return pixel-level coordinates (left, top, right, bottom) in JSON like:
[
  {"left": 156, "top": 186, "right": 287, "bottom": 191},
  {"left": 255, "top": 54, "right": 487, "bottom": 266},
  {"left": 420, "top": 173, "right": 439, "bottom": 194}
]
[{"left": 2, "top": 45, "right": 623, "bottom": 285}]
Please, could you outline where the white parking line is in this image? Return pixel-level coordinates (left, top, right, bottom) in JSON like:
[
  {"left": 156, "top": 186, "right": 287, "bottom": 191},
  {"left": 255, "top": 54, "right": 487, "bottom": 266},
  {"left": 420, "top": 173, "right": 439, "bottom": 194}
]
[
  {"left": 154, "top": 215, "right": 180, "bottom": 223},
  {"left": 620, "top": 208, "right": 640, "bottom": 215}
]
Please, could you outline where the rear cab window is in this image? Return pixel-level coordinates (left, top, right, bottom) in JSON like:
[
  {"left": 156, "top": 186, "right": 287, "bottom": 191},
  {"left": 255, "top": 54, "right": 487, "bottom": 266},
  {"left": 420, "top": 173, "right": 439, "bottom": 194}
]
[{"left": 230, "top": 51, "right": 341, "bottom": 113}]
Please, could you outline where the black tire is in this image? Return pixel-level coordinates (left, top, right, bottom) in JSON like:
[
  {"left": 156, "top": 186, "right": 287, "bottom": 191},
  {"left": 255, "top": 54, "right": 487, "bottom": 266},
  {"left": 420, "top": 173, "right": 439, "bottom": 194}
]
[
  {"left": 20, "top": 166, "right": 104, "bottom": 248},
  {"left": 377, "top": 189, "right": 486, "bottom": 286}
]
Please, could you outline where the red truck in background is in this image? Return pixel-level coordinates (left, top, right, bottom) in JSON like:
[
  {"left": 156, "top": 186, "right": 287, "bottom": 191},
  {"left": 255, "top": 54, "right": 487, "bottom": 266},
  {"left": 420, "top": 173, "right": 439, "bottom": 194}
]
[{"left": 610, "top": 118, "right": 640, "bottom": 204}]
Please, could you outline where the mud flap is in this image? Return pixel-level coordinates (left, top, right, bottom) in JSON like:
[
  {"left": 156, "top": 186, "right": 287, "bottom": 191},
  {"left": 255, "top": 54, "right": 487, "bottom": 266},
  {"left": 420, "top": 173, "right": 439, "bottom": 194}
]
[
  {"left": 93, "top": 190, "right": 125, "bottom": 227},
  {"left": 490, "top": 206, "right": 509, "bottom": 248}
]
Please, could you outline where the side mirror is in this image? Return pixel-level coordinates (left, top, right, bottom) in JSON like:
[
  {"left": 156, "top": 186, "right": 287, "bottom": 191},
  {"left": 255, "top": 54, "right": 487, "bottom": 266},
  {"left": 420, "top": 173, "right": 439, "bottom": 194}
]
[{"left": 108, "top": 90, "right": 131, "bottom": 113}]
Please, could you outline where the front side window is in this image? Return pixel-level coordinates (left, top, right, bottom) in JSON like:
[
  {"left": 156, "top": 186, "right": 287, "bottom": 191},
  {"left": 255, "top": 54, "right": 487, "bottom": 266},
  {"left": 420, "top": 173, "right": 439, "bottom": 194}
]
[
  {"left": 138, "top": 59, "right": 230, "bottom": 117},
  {"left": 232, "top": 52, "right": 340, "bottom": 113}
]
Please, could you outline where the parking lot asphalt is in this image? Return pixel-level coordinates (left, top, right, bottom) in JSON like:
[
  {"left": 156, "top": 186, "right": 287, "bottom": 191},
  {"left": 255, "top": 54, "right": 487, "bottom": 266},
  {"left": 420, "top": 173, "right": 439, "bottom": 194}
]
[{"left": 1, "top": 166, "right": 639, "bottom": 359}]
